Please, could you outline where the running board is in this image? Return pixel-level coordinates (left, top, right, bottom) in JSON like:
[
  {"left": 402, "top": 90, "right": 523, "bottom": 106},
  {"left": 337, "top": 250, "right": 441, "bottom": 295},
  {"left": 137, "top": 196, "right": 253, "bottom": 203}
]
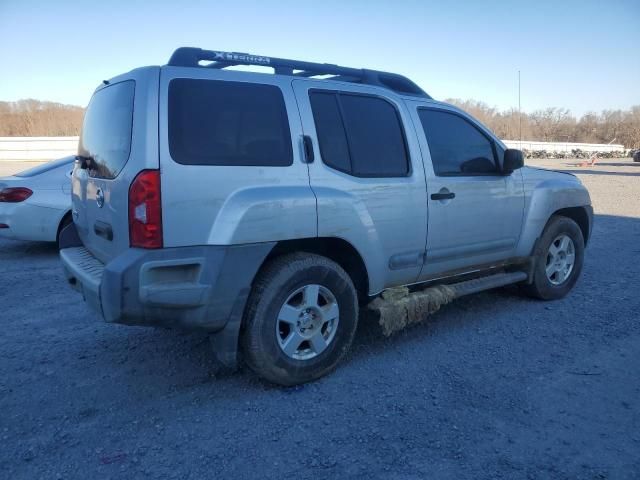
[
  {"left": 448, "top": 271, "right": 528, "bottom": 298},
  {"left": 368, "top": 270, "right": 529, "bottom": 336}
]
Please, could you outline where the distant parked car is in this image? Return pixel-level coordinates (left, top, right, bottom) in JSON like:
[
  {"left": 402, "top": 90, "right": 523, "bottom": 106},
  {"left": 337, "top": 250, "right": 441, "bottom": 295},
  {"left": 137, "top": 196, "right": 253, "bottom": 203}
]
[
  {"left": 0, "top": 156, "right": 74, "bottom": 248},
  {"left": 633, "top": 150, "right": 640, "bottom": 162}
]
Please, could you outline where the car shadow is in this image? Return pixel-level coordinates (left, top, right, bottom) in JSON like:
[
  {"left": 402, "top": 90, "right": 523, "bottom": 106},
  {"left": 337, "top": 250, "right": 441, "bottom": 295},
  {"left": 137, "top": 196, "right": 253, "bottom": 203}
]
[{"left": 0, "top": 238, "right": 58, "bottom": 258}]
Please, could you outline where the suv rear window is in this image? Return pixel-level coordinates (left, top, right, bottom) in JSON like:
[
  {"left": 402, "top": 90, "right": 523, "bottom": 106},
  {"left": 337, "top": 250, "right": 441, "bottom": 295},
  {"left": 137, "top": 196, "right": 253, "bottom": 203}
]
[
  {"left": 168, "top": 79, "right": 293, "bottom": 167},
  {"left": 78, "top": 80, "right": 135, "bottom": 179}
]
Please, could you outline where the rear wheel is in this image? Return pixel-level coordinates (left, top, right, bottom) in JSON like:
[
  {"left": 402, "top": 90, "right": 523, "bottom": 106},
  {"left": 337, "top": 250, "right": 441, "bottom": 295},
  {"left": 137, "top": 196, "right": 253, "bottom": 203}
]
[
  {"left": 56, "top": 212, "right": 72, "bottom": 250},
  {"left": 242, "top": 253, "right": 358, "bottom": 386},
  {"left": 524, "top": 216, "right": 585, "bottom": 300}
]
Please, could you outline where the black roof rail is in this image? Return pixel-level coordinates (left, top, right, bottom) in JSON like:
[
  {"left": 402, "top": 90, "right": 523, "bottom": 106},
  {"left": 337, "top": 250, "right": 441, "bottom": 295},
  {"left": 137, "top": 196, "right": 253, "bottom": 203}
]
[{"left": 167, "top": 47, "right": 430, "bottom": 99}]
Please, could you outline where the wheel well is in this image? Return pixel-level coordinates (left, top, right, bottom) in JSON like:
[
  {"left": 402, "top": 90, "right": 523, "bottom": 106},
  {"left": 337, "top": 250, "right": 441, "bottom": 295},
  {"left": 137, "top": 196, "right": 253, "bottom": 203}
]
[
  {"left": 56, "top": 211, "right": 72, "bottom": 241},
  {"left": 262, "top": 238, "right": 370, "bottom": 300},
  {"left": 553, "top": 207, "right": 590, "bottom": 245}
]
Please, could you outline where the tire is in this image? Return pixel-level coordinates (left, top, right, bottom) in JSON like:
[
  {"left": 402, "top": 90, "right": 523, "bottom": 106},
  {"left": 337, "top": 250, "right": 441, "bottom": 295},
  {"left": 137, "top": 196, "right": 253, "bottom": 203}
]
[
  {"left": 56, "top": 213, "right": 72, "bottom": 250},
  {"left": 242, "top": 252, "right": 358, "bottom": 386},
  {"left": 523, "top": 216, "right": 585, "bottom": 300}
]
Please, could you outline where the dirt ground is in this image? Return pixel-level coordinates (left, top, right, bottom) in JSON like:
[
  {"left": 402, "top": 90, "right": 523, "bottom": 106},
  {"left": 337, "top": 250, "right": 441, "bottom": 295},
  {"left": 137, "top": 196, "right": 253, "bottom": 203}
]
[{"left": 1, "top": 158, "right": 639, "bottom": 479}]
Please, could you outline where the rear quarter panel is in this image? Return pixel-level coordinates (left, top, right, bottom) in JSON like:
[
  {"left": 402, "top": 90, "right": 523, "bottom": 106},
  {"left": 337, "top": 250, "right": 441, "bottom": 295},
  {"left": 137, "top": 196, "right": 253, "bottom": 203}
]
[{"left": 158, "top": 67, "right": 317, "bottom": 247}]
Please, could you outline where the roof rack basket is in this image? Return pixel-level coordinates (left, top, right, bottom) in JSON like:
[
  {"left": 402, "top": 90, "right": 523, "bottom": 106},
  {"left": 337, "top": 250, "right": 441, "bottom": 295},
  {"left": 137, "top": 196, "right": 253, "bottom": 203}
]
[{"left": 168, "top": 47, "right": 430, "bottom": 98}]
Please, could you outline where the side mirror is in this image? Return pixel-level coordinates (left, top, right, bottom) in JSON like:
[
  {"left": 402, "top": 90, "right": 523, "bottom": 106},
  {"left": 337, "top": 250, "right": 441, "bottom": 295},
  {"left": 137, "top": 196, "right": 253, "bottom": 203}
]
[{"left": 503, "top": 149, "right": 524, "bottom": 174}]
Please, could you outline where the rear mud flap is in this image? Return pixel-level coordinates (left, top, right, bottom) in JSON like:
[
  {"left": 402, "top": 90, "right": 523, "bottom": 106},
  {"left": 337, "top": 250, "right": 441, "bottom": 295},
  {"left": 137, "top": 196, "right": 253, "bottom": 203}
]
[{"left": 208, "top": 288, "right": 250, "bottom": 371}]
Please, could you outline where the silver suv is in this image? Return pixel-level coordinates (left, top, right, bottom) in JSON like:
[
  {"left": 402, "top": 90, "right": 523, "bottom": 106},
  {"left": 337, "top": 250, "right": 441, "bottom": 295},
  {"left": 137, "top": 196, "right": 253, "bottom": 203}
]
[{"left": 60, "top": 47, "right": 593, "bottom": 385}]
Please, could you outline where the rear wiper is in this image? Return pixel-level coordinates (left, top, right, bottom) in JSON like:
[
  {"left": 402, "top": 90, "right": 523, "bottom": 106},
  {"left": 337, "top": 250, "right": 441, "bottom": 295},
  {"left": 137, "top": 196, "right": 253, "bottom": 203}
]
[{"left": 75, "top": 155, "right": 94, "bottom": 170}]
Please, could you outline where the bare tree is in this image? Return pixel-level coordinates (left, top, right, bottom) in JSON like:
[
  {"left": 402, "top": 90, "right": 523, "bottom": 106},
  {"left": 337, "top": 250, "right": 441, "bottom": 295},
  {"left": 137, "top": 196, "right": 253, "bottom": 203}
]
[
  {"left": 0, "top": 100, "right": 84, "bottom": 137},
  {"left": 1, "top": 97, "right": 639, "bottom": 149},
  {"left": 445, "top": 99, "right": 640, "bottom": 148}
]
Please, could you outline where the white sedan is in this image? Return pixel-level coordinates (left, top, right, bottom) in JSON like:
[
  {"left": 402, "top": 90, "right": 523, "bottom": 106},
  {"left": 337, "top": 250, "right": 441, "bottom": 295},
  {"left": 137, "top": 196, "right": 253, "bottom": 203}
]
[{"left": 0, "top": 156, "right": 75, "bottom": 248}]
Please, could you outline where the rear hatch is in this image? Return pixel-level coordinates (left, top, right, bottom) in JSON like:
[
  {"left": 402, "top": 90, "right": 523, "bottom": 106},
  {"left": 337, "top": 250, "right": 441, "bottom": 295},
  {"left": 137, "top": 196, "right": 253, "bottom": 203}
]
[{"left": 72, "top": 67, "right": 160, "bottom": 263}]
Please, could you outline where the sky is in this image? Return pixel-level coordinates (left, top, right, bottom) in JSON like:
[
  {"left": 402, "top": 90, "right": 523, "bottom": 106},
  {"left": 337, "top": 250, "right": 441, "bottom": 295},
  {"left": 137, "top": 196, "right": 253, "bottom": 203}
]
[{"left": 0, "top": 0, "right": 638, "bottom": 116}]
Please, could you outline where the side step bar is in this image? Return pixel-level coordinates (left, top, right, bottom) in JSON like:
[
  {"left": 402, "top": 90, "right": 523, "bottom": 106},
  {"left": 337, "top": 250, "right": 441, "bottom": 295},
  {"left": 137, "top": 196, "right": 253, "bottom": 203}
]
[
  {"left": 369, "top": 270, "right": 529, "bottom": 336},
  {"left": 448, "top": 271, "right": 528, "bottom": 298}
]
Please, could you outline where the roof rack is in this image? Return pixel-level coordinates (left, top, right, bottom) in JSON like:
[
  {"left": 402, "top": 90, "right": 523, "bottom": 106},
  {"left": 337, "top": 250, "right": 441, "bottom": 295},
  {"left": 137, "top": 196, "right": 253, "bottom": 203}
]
[{"left": 167, "top": 47, "right": 430, "bottom": 99}]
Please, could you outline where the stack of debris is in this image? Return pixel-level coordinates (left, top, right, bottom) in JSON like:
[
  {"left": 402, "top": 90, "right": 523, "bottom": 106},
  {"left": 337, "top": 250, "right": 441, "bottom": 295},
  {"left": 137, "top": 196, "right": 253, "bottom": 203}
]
[{"left": 520, "top": 149, "right": 629, "bottom": 160}]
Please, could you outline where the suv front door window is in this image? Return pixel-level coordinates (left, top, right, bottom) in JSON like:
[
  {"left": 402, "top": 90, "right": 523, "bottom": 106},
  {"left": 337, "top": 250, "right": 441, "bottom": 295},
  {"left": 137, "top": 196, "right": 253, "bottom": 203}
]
[{"left": 419, "top": 109, "right": 498, "bottom": 176}]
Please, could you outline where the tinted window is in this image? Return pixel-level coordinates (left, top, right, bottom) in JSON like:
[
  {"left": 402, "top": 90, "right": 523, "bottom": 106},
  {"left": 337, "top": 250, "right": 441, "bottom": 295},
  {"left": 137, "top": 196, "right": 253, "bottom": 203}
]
[
  {"left": 309, "top": 92, "right": 351, "bottom": 173},
  {"left": 309, "top": 91, "right": 409, "bottom": 177},
  {"left": 15, "top": 156, "right": 74, "bottom": 178},
  {"left": 169, "top": 79, "right": 292, "bottom": 167},
  {"left": 418, "top": 109, "right": 497, "bottom": 176},
  {"left": 340, "top": 94, "right": 409, "bottom": 176},
  {"left": 78, "top": 80, "right": 135, "bottom": 179}
]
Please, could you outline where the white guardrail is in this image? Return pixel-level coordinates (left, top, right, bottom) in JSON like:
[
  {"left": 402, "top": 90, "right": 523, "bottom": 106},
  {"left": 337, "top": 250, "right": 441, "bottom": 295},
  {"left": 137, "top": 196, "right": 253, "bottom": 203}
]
[
  {"left": 0, "top": 136, "right": 80, "bottom": 161},
  {"left": 0, "top": 136, "right": 626, "bottom": 162}
]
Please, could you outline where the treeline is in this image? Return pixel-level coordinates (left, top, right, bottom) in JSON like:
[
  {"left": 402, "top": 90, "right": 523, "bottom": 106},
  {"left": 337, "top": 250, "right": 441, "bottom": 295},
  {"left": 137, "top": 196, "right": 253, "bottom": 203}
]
[
  {"left": 446, "top": 99, "right": 640, "bottom": 149},
  {"left": 1, "top": 98, "right": 639, "bottom": 148},
  {"left": 0, "top": 99, "right": 85, "bottom": 137}
]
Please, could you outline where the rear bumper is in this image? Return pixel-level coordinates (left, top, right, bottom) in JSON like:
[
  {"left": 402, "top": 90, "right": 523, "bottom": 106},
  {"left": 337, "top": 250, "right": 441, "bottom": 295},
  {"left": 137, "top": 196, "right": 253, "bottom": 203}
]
[
  {"left": 0, "top": 202, "right": 64, "bottom": 242},
  {"left": 60, "top": 223, "right": 274, "bottom": 333}
]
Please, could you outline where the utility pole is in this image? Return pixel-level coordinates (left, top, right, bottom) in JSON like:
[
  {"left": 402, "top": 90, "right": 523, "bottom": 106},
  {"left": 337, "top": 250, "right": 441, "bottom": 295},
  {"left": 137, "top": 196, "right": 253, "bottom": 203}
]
[{"left": 518, "top": 70, "right": 522, "bottom": 145}]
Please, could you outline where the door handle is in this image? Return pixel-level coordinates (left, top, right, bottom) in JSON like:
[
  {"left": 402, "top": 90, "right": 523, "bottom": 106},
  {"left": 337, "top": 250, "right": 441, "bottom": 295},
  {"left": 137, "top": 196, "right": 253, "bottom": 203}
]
[
  {"left": 431, "top": 191, "right": 455, "bottom": 201},
  {"left": 302, "top": 135, "right": 314, "bottom": 163},
  {"left": 94, "top": 221, "right": 113, "bottom": 241}
]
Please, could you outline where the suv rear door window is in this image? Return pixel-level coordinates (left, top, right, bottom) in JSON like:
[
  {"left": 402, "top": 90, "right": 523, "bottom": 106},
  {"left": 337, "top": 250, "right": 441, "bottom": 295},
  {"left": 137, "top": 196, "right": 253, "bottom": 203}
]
[
  {"left": 309, "top": 91, "right": 409, "bottom": 177},
  {"left": 169, "top": 79, "right": 293, "bottom": 167},
  {"left": 308, "top": 92, "right": 351, "bottom": 173},
  {"left": 418, "top": 109, "right": 498, "bottom": 176},
  {"left": 78, "top": 80, "right": 135, "bottom": 179},
  {"left": 340, "top": 94, "right": 409, "bottom": 177}
]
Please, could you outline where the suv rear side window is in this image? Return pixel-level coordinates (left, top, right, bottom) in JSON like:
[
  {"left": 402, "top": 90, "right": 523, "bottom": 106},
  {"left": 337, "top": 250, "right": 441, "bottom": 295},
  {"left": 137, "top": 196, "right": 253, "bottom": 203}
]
[
  {"left": 169, "top": 79, "right": 293, "bottom": 167},
  {"left": 78, "top": 80, "right": 135, "bottom": 179},
  {"left": 310, "top": 91, "right": 409, "bottom": 177},
  {"left": 418, "top": 109, "right": 498, "bottom": 176}
]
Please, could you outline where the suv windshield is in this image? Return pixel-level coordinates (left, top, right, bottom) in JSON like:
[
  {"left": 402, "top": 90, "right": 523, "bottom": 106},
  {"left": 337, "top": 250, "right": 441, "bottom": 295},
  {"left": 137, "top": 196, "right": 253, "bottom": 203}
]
[{"left": 78, "top": 80, "right": 135, "bottom": 179}]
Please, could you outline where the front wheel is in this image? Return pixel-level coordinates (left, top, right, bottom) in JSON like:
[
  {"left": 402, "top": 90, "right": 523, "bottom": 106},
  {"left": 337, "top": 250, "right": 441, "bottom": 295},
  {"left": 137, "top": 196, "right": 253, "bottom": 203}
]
[
  {"left": 524, "top": 216, "right": 585, "bottom": 300},
  {"left": 242, "top": 253, "right": 358, "bottom": 386}
]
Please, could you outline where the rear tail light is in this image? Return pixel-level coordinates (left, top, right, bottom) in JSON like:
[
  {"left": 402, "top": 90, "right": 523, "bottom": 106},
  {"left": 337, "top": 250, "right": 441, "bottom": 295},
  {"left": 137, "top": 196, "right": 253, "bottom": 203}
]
[
  {"left": 0, "top": 187, "right": 33, "bottom": 202},
  {"left": 128, "top": 170, "right": 163, "bottom": 249}
]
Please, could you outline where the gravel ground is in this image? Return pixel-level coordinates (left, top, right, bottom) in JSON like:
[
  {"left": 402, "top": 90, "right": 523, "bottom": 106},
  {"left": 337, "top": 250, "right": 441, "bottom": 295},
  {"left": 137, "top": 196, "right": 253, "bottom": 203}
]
[{"left": 1, "top": 158, "right": 639, "bottom": 479}]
